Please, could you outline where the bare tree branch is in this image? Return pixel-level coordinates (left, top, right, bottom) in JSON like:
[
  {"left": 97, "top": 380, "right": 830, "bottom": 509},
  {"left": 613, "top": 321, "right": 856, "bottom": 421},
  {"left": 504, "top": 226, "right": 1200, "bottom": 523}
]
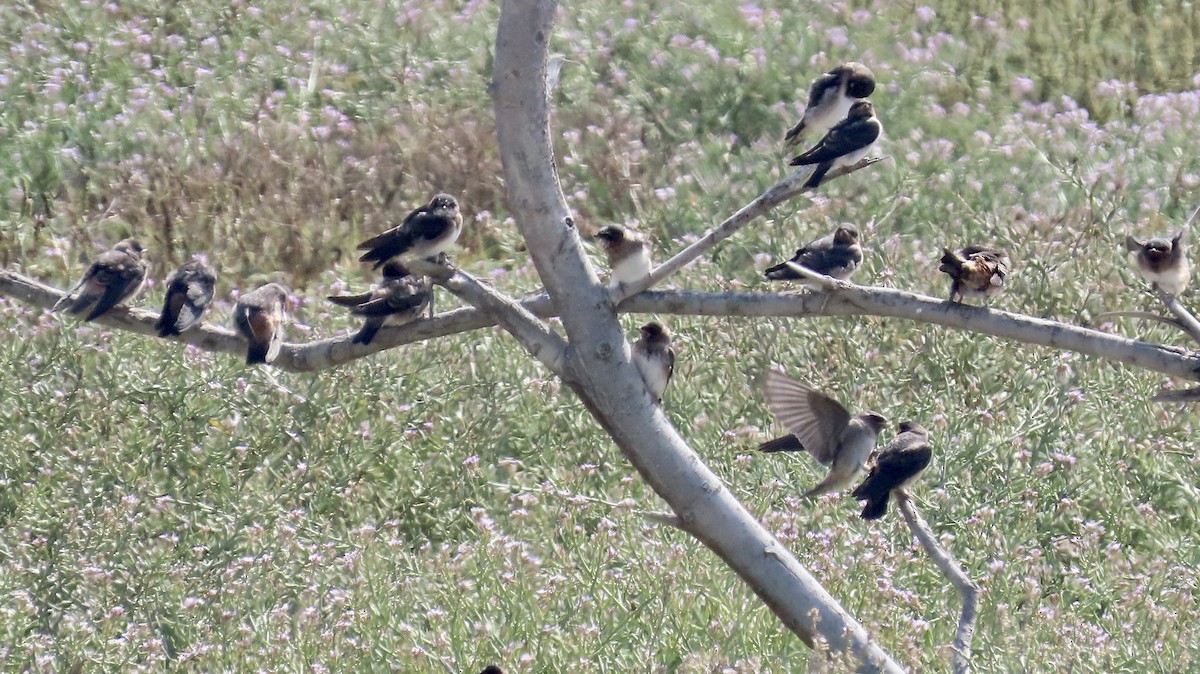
[
  {"left": 6, "top": 269, "right": 1199, "bottom": 384},
  {"left": 1154, "top": 289, "right": 1200, "bottom": 346},
  {"left": 408, "top": 259, "right": 569, "bottom": 377},
  {"left": 897, "top": 496, "right": 978, "bottom": 674},
  {"left": 612, "top": 157, "right": 886, "bottom": 303}
]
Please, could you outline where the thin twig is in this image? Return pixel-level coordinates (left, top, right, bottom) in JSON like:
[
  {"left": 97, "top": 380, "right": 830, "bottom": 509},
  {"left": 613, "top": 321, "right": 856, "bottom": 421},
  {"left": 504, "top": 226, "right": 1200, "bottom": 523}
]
[
  {"left": 611, "top": 157, "right": 887, "bottom": 303},
  {"left": 898, "top": 495, "right": 978, "bottom": 674},
  {"left": 1154, "top": 289, "right": 1200, "bottom": 346},
  {"left": 1091, "top": 310, "right": 1184, "bottom": 330},
  {"left": 409, "top": 259, "right": 570, "bottom": 378}
]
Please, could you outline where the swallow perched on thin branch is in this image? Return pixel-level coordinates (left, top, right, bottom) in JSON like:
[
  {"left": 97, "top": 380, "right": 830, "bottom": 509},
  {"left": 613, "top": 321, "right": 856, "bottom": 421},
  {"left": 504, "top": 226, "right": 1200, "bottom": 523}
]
[
  {"left": 595, "top": 225, "right": 653, "bottom": 288},
  {"left": 156, "top": 256, "right": 218, "bottom": 337},
  {"left": 938, "top": 245, "right": 1011, "bottom": 304},
  {"left": 761, "top": 370, "right": 887, "bottom": 499},
  {"left": 851, "top": 421, "right": 933, "bottom": 520},
  {"left": 1126, "top": 230, "right": 1190, "bottom": 296},
  {"left": 53, "top": 238, "right": 148, "bottom": 321},
  {"left": 328, "top": 261, "right": 433, "bottom": 346},
  {"left": 784, "top": 62, "right": 876, "bottom": 149},
  {"left": 632, "top": 321, "right": 675, "bottom": 403},
  {"left": 764, "top": 225, "right": 863, "bottom": 283},
  {"left": 357, "top": 194, "right": 463, "bottom": 269},
  {"left": 234, "top": 283, "right": 288, "bottom": 365},
  {"left": 789, "top": 100, "right": 882, "bottom": 189}
]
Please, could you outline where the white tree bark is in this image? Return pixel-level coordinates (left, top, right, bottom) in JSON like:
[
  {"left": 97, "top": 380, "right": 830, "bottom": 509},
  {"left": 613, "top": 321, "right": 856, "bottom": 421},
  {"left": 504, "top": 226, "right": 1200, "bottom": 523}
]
[{"left": 490, "top": 0, "right": 903, "bottom": 670}]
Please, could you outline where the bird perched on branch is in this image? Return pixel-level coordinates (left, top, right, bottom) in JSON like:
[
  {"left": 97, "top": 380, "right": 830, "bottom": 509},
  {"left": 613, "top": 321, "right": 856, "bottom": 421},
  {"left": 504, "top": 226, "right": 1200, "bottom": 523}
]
[
  {"left": 938, "top": 245, "right": 1011, "bottom": 304},
  {"left": 783, "top": 62, "right": 876, "bottom": 149},
  {"left": 632, "top": 321, "right": 675, "bottom": 403},
  {"left": 789, "top": 100, "right": 882, "bottom": 189},
  {"left": 760, "top": 370, "right": 887, "bottom": 499},
  {"left": 234, "top": 283, "right": 288, "bottom": 365},
  {"left": 764, "top": 225, "right": 863, "bottom": 284},
  {"left": 328, "top": 261, "right": 432, "bottom": 346},
  {"left": 53, "top": 238, "right": 148, "bottom": 321},
  {"left": 851, "top": 421, "right": 933, "bottom": 520},
  {"left": 157, "top": 256, "right": 217, "bottom": 337},
  {"left": 1126, "top": 230, "right": 1190, "bottom": 296},
  {"left": 596, "top": 225, "right": 653, "bottom": 288},
  {"left": 357, "top": 193, "right": 463, "bottom": 269}
]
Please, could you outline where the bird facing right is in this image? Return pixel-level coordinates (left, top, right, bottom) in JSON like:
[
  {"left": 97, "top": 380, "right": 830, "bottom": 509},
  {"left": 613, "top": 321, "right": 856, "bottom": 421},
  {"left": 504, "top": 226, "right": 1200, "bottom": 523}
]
[
  {"left": 357, "top": 193, "right": 463, "bottom": 269},
  {"left": 328, "top": 261, "right": 433, "bottom": 346},
  {"left": 783, "top": 62, "right": 876, "bottom": 149},
  {"left": 764, "top": 225, "right": 864, "bottom": 284},
  {"left": 54, "top": 238, "right": 148, "bottom": 321},
  {"left": 761, "top": 370, "right": 887, "bottom": 499},
  {"left": 850, "top": 421, "right": 933, "bottom": 520},
  {"left": 788, "top": 100, "right": 882, "bottom": 189},
  {"left": 938, "top": 245, "right": 1011, "bottom": 304},
  {"left": 1126, "top": 230, "right": 1190, "bottom": 296},
  {"left": 234, "top": 283, "right": 289, "bottom": 365}
]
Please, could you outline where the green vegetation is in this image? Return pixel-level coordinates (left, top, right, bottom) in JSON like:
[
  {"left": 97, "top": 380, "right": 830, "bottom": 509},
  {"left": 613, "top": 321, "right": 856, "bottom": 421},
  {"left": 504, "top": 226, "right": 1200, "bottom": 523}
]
[{"left": 2, "top": 0, "right": 1200, "bottom": 671}]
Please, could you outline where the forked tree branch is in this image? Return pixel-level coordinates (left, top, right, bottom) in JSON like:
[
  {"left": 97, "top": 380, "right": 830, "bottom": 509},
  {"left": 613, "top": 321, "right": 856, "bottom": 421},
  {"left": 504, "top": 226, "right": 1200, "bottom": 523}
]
[
  {"left": 898, "top": 496, "right": 978, "bottom": 674},
  {"left": 612, "top": 157, "right": 886, "bottom": 303},
  {"left": 491, "top": 0, "right": 902, "bottom": 670},
  {"left": 5, "top": 270, "right": 1199, "bottom": 384}
]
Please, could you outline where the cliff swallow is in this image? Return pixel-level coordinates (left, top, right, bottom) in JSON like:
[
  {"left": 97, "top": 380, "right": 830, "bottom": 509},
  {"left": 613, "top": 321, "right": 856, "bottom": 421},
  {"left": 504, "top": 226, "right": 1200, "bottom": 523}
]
[
  {"left": 632, "top": 321, "right": 675, "bottom": 403},
  {"left": 938, "top": 245, "right": 1011, "bottom": 303},
  {"left": 764, "top": 225, "right": 863, "bottom": 283},
  {"left": 53, "top": 238, "right": 148, "bottom": 321},
  {"left": 234, "top": 283, "right": 288, "bottom": 365},
  {"left": 156, "top": 256, "right": 218, "bottom": 337},
  {"left": 789, "top": 100, "right": 882, "bottom": 189},
  {"left": 784, "top": 62, "right": 876, "bottom": 148},
  {"left": 595, "top": 225, "right": 653, "bottom": 287},
  {"left": 1126, "top": 230, "right": 1190, "bottom": 296},
  {"left": 851, "top": 421, "right": 933, "bottom": 520},
  {"left": 327, "top": 261, "right": 433, "bottom": 345},
  {"left": 357, "top": 193, "right": 463, "bottom": 269},
  {"left": 761, "top": 370, "right": 887, "bottom": 498}
]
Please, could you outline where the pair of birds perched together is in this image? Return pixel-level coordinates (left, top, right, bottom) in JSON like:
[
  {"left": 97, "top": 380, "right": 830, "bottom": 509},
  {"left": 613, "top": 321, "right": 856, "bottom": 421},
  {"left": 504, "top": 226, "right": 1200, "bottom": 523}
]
[
  {"left": 51, "top": 194, "right": 466, "bottom": 364},
  {"left": 763, "top": 224, "right": 1013, "bottom": 304}
]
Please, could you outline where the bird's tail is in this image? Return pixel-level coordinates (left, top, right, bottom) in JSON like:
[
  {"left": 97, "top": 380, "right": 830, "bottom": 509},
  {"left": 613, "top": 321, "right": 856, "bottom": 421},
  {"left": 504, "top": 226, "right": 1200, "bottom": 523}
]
[
  {"left": 245, "top": 342, "right": 269, "bottom": 365},
  {"left": 352, "top": 321, "right": 381, "bottom": 346},
  {"left": 859, "top": 494, "right": 890, "bottom": 520},
  {"left": 757, "top": 435, "right": 805, "bottom": 453}
]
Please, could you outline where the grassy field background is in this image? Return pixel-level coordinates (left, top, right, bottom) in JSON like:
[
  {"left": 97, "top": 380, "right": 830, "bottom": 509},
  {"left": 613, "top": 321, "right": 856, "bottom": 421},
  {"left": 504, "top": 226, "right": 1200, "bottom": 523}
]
[{"left": 3, "top": 0, "right": 1200, "bottom": 671}]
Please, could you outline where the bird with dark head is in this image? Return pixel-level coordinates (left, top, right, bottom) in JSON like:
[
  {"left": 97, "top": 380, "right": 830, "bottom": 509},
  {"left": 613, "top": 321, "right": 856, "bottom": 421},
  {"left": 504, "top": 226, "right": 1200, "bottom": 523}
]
[
  {"left": 357, "top": 193, "right": 463, "bottom": 269},
  {"left": 327, "top": 261, "right": 433, "bottom": 346},
  {"left": 851, "top": 421, "right": 933, "bottom": 520},
  {"left": 938, "top": 245, "right": 1011, "bottom": 304},
  {"left": 595, "top": 224, "right": 653, "bottom": 288},
  {"left": 54, "top": 238, "right": 148, "bottom": 321},
  {"left": 760, "top": 370, "right": 887, "bottom": 499},
  {"left": 784, "top": 62, "right": 876, "bottom": 149},
  {"left": 764, "top": 225, "right": 863, "bottom": 284},
  {"left": 632, "top": 321, "right": 675, "bottom": 403},
  {"left": 1126, "top": 230, "right": 1190, "bottom": 296},
  {"left": 157, "top": 256, "right": 218, "bottom": 337},
  {"left": 234, "top": 283, "right": 289, "bottom": 365},
  {"left": 789, "top": 100, "right": 881, "bottom": 189}
]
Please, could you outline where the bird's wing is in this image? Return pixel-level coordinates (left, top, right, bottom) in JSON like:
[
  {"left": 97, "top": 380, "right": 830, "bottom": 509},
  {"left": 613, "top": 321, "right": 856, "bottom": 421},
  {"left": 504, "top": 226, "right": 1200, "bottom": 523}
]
[
  {"left": 763, "top": 370, "right": 850, "bottom": 465},
  {"left": 790, "top": 116, "right": 880, "bottom": 166}
]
